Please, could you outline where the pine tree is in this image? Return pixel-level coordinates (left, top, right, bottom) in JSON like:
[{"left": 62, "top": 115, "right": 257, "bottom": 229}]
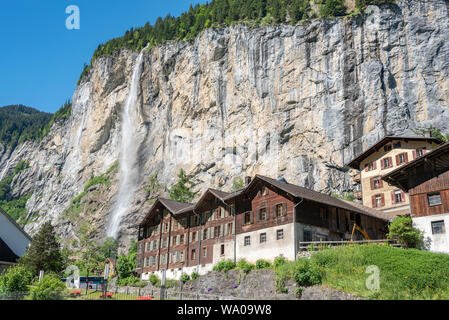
[
  {"left": 19, "top": 222, "right": 64, "bottom": 275},
  {"left": 168, "top": 169, "right": 197, "bottom": 203}
]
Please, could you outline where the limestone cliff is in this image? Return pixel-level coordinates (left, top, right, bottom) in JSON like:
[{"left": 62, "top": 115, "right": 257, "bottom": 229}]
[{"left": 1, "top": 0, "right": 448, "bottom": 249}]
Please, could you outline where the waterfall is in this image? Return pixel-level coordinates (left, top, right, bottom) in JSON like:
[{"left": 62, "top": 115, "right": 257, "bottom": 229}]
[{"left": 107, "top": 49, "right": 145, "bottom": 239}]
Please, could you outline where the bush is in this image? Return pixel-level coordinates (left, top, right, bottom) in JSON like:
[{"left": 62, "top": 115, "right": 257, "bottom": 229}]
[
  {"left": 149, "top": 273, "right": 161, "bottom": 287},
  {"left": 274, "top": 255, "right": 288, "bottom": 269},
  {"left": 180, "top": 273, "right": 190, "bottom": 284},
  {"left": 274, "top": 261, "right": 295, "bottom": 293},
  {"left": 26, "top": 274, "right": 66, "bottom": 300},
  {"left": 116, "top": 276, "right": 146, "bottom": 287},
  {"left": 213, "top": 259, "right": 236, "bottom": 273},
  {"left": 295, "top": 286, "right": 304, "bottom": 298},
  {"left": 387, "top": 215, "right": 424, "bottom": 249},
  {"left": 356, "top": 0, "right": 395, "bottom": 10},
  {"left": 237, "top": 259, "right": 254, "bottom": 274},
  {"left": 191, "top": 272, "right": 200, "bottom": 280},
  {"left": 255, "top": 259, "right": 272, "bottom": 269},
  {"left": 293, "top": 259, "right": 322, "bottom": 286},
  {"left": 0, "top": 265, "right": 33, "bottom": 294}
]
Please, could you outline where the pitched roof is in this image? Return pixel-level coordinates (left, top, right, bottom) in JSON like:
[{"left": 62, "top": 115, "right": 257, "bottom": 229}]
[
  {"left": 382, "top": 142, "right": 449, "bottom": 191},
  {"left": 251, "top": 175, "right": 389, "bottom": 221},
  {"left": 0, "top": 206, "right": 32, "bottom": 241},
  {"left": 346, "top": 136, "right": 442, "bottom": 170},
  {"left": 139, "top": 198, "right": 194, "bottom": 226},
  {"left": 0, "top": 237, "right": 19, "bottom": 263}
]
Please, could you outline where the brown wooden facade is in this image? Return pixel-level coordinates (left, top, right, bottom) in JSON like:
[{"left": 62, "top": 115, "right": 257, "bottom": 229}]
[{"left": 137, "top": 175, "right": 389, "bottom": 275}]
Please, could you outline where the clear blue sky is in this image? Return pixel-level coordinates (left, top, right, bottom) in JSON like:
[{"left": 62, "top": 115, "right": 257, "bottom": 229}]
[{"left": 0, "top": 0, "right": 206, "bottom": 113}]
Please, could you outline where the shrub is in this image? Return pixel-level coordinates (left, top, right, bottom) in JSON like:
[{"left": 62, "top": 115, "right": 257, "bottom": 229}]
[
  {"left": 191, "top": 272, "right": 200, "bottom": 280},
  {"left": 255, "top": 259, "right": 272, "bottom": 269},
  {"left": 295, "top": 286, "right": 304, "bottom": 298},
  {"left": 274, "top": 261, "right": 295, "bottom": 293},
  {"left": 237, "top": 259, "right": 254, "bottom": 274},
  {"left": 0, "top": 265, "right": 33, "bottom": 294},
  {"left": 148, "top": 273, "right": 161, "bottom": 287},
  {"left": 387, "top": 215, "right": 424, "bottom": 249},
  {"left": 213, "top": 259, "right": 236, "bottom": 273},
  {"left": 26, "top": 274, "right": 66, "bottom": 300},
  {"left": 180, "top": 273, "right": 190, "bottom": 284},
  {"left": 293, "top": 259, "right": 322, "bottom": 286},
  {"left": 356, "top": 0, "right": 395, "bottom": 10},
  {"left": 274, "top": 255, "right": 287, "bottom": 269},
  {"left": 116, "top": 276, "right": 145, "bottom": 287},
  {"left": 319, "top": 0, "right": 347, "bottom": 17}
]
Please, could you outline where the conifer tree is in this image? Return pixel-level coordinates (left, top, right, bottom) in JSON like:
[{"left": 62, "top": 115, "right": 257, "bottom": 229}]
[
  {"left": 19, "top": 222, "right": 64, "bottom": 275},
  {"left": 168, "top": 169, "right": 197, "bottom": 203}
]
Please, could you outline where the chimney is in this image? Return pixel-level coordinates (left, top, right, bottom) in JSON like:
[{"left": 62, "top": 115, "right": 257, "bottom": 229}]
[{"left": 245, "top": 176, "right": 252, "bottom": 186}]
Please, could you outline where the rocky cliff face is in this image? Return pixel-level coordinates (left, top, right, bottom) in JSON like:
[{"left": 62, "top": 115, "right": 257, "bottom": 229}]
[{"left": 1, "top": 0, "right": 448, "bottom": 249}]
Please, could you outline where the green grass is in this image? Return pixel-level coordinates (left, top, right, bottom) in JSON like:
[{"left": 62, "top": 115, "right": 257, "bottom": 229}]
[{"left": 311, "top": 244, "right": 449, "bottom": 300}]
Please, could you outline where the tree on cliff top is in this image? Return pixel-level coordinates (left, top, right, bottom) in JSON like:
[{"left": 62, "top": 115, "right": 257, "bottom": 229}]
[
  {"left": 168, "top": 169, "right": 197, "bottom": 203},
  {"left": 19, "top": 222, "right": 64, "bottom": 275}
]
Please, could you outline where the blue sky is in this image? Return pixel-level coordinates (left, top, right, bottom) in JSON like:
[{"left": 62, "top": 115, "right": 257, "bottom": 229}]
[{"left": 0, "top": 0, "right": 206, "bottom": 113}]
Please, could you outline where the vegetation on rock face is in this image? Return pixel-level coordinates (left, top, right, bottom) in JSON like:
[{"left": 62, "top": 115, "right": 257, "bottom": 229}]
[
  {"left": 387, "top": 215, "right": 425, "bottom": 249},
  {"left": 0, "top": 160, "right": 32, "bottom": 225},
  {"left": 213, "top": 259, "right": 236, "bottom": 273},
  {"left": 19, "top": 222, "right": 64, "bottom": 276},
  {"left": 414, "top": 125, "right": 449, "bottom": 143},
  {"left": 77, "top": 0, "right": 397, "bottom": 84},
  {"left": 232, "top": 177, "right": 245, "bottom": 192}
]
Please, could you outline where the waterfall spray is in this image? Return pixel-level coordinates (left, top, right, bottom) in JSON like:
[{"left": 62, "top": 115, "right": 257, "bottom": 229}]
[{"left": 107, "top": 49, "right": 146, "bottom": 239}]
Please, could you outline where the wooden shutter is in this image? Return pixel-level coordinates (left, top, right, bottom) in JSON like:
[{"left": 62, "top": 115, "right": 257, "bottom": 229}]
[
  {"left": 189, "top": 232, "right": 192, "bottom": 242},
  {"left": 379, "top": 178, "right": 383, "bottom": 188},
  {"left": 370, "top": 178, "right": 374, "bottom": 190},
  {"left": 404, "top": 152, "right": 409, "bottom": 163},
  {"left": 423, "top": 149, "right": 428, "bottom": 155},
  {"left": 373, "top": 161, "right": 377, "bottom": 170},
  {"left": 413, "top": 150, "right": 417, "bottom": 159},
  {"left": 207, "top": 227, "right": 211, "bottom": 239},
  {"left": 272, "top": 205, "right": 277, "bottom": 218},
  {"left": 176, "top": 235, "right": 180, "bottom": 246},
  {"left": 220, "top": 225, "right": 224, "bottom": 237},
  {"left": 391, "top": 191, "right": 396, "bottom": 204},
  {"left": 401, "top": 190, "right": 406, "bottom": 202},
  {"left": 395, "top": 155, "right": 400, "bottom": 166},
  {"left": 282, "top": 203, "right": 287, "bottom": 216},
  {"left": 372, "top": 195, "right": 376, "bottom": 208},
  {"left": 381, "top": 193, "right": 385, "bottom": 207},
  {"left": 381, "top": 159, "right": 385, "bottom": 170},
  {"left": 250, "top": 212, "right": 254, "bottom": 224},
  {"left": 388, "top": 157, "right": 393, "bottom": 167}
]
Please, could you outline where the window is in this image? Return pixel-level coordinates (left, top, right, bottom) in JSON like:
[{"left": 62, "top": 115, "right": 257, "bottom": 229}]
[
  {"left": 227, "top": 223, "right": 233, "bottom": 235},
  {"left": 394, "top": 190, "right": 403, "bottom": 203},
  {"left": 220, "top": 244, "right": 225, "bottom": 256},
  {"left": 382, "top": 157, "right": 392, "bottom": 169},
  {"left": 162, "top": 238, "right": 168, "bottom": 248},
  {"left": 259, "top": 208, "right": 267, "bottom": 221},
  {"left": 203, "top": 229, "right": 208, "bottom": 240},
  {"left": 431, "top": 221, "right": 446, "bottom": 234},
  {"left": 244, "top": 236, "right": 251, "bottom": 246},
  {"left": 262, "top": 187, "right": 269, "bottom": 196},
  {"left": 192, "top": 231, "right": 197, "bottom": 242},
  {"left": 260, "top": 233, "right": 267, "bottom": 243},
  {"left": 275, "top": 203, "right": 286, "bottom": 217},
  {"left": 191, "top": 249, "right": 196, "bottom": 260},
  {"left": 374, "top": 194, "right": 383, "bottom": 208},
  {"left": 416, "top": 148, "right": 427, "bottom": 157},
  {"left": 397, "top": 153, "right": 407, "bottom": 165},
  {"left": 276, "top": 229, "right": 284, "bottom": 240},
  {"left": 372, "top": 177, "right": 382, "bottom": 190},
  {"left": 244, "top": 212, "right": 252, "bottom": 225},
  {"left": 180, "top": 251, "right": 185, "bottom": 262},
  {"left": 384, "top": 145, "right": 392, "bottom": 152},
  {"left": 203, "top": 247, "right": 207, "bottom": 258},
  {"left": 180, "top": 234, "right": 184, "bottom": 244},
  {"left": 393, "top": 142, "right": 401, "bottom": 149},
  {"left": 303, "top": 230, "right": 312, "bottom": 242},
  {"left": 428, "top": 193, "right": 442, "bottom": 206},
  {"left": 365, "top": 161, "right": 376, "bottom": 171}
]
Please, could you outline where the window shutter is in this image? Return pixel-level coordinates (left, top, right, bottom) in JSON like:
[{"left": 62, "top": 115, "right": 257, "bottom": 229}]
[
  {"left": 404, "top": 153, "right": 409, "bottom": 163},
  {"left": 379, "top": 178, "right": 383, "bottom": 188},
  {"left": 381, "top": 193, "right": 385, "bottom": 207},
  {"left": 395, "top": 155, "right": 399, "bottom": 166},
  {"left": 220, "top": 225, "right": 224, "bottom": 237},
  {"left": 224, "top": 224, "right": 228, "bottom": 235},
  {"left": 391, "top": 191, "right": 396, "bottom": 204},
  {"left": 372, "top": 195, "right": 376, "bottom": 208},
  {"left": 370, "top": 178, "right": 374, "bottom": 190},
  {"left": 413, "top": 150, "right": 417, "bottom": 159},
  {"left": 423, "top": 149, "right": 428, "bottom": 155},
  {"left": 373, "top": 161, "right": 377, "bottom": 170},
  {"left": 388, "top": 157, "right": 393, "bottom": 167},
  {"left": 401, "top": 190, "right": 406, "bottom": 202},
  {"left": 381, "top": 159, "right": 385, "bottom": 170},
  {"left": 272, "top": 205, "right": 277, "bottom": 218},
  {"left": 250, "top": 212, "right": 254, "bottom": 224},
  {"left": 207, "top": 227, "right": 211, "bottom": 239},
  {"left": 189, "top": 232, "right": 192, "bottom": 243},
  {"left": 256, "top": 209, "right": 260, "bottom": 222},
  {"left": 176, "top": 235, "right": 180, "bottom": 246},
  {"left": 242, "top": 214, "right": 246, "bottom": 226},
  {"left": 282, "top": 203, "right": 287, "bottom": 216}
]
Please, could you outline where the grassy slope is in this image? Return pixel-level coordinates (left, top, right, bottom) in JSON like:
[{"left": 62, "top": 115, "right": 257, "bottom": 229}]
[{"left": 311, "top": 245, "right": 449, "bottom": 300}]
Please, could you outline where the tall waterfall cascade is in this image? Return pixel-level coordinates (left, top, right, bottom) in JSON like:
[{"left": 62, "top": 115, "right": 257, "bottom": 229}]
[{"left": 107, "top": 49, "right": 146, "bottom": 239}]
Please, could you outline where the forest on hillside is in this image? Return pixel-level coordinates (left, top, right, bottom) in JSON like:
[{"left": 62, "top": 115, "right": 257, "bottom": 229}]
[
  {"left": 78, "top": 0, "right": 395, "bottom": 84},
  {"left": 0, "top": 101, "right": 72, "bottom": 150}
]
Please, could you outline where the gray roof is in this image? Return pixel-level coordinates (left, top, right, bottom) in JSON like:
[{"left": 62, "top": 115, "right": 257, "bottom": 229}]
[{"left": 0, "top": 206, "right": 32, "bottom": 241}]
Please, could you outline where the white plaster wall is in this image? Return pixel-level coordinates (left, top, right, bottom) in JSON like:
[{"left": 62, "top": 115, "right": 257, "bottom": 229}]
[
  {"left": 236, "top": 223, "right": 295, "bottom": 262},
  {"left": 0, "top": 212, "right": 30, "bottom": 257},
  {"left": 413, "top": 214, "right": 449, "bottom": 253},
  {"left": 141, "top": 263, "right": 214, "bottom": 281}
]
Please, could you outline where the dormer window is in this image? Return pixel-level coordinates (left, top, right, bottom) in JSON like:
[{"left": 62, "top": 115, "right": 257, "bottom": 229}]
[
  {"left": 365, "top": 161, "right": 377, "bottom": 171},
  {"left": 262, "top": 187, "right": 269, "bottom": 196},
  {"left": 393, "top": 142, "right": 401, "bottom": 149},
  {"left": 384, "top": 145, "right": 392, "bottom": 152}
]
